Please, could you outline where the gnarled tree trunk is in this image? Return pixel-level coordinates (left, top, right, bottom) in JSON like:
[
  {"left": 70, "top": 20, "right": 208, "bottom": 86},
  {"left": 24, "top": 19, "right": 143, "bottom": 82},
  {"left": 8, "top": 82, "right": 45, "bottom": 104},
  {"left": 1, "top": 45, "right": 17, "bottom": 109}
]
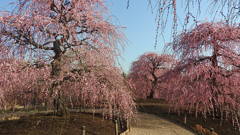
[{"left": 50, "top": 39, "right": 67, "bottom": 116}]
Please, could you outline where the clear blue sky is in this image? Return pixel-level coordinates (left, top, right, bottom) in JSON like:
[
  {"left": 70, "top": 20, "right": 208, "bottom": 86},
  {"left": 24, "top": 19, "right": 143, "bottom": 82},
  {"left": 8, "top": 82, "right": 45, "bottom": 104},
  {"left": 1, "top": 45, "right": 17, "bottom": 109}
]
[
  {"left": 107, "top": 0, "right": 162, "bottom": 73},
  {"left": 0, "top": 0, "right": 225, "bottom": 73}
]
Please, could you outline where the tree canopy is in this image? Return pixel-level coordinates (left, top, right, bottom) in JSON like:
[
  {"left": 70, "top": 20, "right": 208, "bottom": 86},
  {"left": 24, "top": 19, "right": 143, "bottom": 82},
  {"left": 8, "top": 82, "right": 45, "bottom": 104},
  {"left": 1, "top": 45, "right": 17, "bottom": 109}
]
[
  {"left": 128, "top": 52, "right": 176, "bottom": 99},
  {"left": 164, "top": 22, "right": 240, "bottom": 128},
  {"left": 0, "top": 0, "right": 135, "bottom": 119}
]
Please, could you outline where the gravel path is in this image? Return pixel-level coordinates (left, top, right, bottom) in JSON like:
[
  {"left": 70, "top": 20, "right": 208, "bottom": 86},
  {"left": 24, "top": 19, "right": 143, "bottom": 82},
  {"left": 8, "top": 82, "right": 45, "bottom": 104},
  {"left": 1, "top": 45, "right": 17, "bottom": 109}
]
[{"left": 126, "top": 113, "right": 195, "bottom": 135}]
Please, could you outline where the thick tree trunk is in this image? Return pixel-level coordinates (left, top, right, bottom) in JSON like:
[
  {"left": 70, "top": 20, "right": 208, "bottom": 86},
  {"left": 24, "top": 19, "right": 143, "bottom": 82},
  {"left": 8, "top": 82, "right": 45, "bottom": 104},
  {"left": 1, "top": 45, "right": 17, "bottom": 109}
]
[
  {"left": 147, "top": 73, "right": 158, "bottom": 99},
  {"left": 50, "top": 40, "right": 67, "bottom": 116},
  {"left": 210, "top": 44, "right": 220, "bottom": 119},
  {"left": 147, "top": 80, "right": 157, "bottom": 99},
  {"left": 147, "top": 90, "right": 154, "bottom": 99},
  {"left": 51, "top": 57, "right": 63, "bottom": 77},
  {"left": 51, "top": 40, "right": 64, "bottom": 78}
]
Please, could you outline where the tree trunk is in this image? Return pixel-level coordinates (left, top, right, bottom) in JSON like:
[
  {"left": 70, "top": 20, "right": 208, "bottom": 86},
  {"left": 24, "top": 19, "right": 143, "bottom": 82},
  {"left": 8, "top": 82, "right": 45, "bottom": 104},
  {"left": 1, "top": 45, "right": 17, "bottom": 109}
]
[
  {"left": 147, "top": 78, "right": 157, "bottom": 99},
  {"left": 210, "top": 43, "right": 220, "bottom": 119},
  {"left": 147, "top": 90, "right": 154, "bottom": 99},
  {"left": 50, "top": 40, "right": 66, "bottom": 116}
]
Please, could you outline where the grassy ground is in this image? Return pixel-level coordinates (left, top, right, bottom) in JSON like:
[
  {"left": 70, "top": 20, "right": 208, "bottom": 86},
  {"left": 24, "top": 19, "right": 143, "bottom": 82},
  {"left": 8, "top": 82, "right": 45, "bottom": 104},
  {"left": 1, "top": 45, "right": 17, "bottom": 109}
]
[
  {"left": 0, "top": 112, "right": 114, "bottom": 135},
  {"left": 136, "top": 99, "right": 239, "bottom": 135}
]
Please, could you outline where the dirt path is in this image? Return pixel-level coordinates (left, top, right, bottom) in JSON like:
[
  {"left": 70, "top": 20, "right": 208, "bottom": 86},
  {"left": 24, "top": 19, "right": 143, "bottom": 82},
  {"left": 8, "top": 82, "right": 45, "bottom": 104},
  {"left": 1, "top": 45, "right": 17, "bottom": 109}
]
[{"left": 127, "top": 113, "right": 195, "bottom": 135}]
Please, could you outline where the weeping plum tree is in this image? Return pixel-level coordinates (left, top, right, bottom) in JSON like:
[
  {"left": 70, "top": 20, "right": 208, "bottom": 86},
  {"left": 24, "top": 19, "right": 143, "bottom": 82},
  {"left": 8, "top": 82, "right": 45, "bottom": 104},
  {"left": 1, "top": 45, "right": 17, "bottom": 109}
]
[
  {"left": 164, "top": 22, "right": 240, "bottom": 128},
  {"left": 0, "top": 46, "right": 50, "bottom": 109},
  {"left": 144, "top": 0, "right": 240, "bottom": 46},
  {"left": 0, "top": 55, "right": 50, "bottom": 110},
  {"left": 52, "top": 47, "right": 136, "bottom": 118},
  {"left": 128, "top": 53, "right": 176, "bottom": 99},
  {"left": 0, "top": 0, "right": 135, "bottom": 118},
  {"left": 0, "top": 0, "right": 121, "bottom": 77}
]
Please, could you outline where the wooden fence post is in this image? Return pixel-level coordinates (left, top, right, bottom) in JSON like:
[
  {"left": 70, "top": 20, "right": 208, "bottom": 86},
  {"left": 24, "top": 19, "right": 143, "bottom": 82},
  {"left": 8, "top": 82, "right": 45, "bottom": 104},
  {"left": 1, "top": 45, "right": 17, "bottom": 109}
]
[
  {"left": 82, "top": 126, "right": 86, "bottom": 135},
  {"left": 184, "top": 114, "right": 187, "bottom": 124},
  {"left": 115, "top": 120, "right": 118, "bottom": 135},
  {"left": 127, "top": 119, "right": 130, "bottom": 131}
]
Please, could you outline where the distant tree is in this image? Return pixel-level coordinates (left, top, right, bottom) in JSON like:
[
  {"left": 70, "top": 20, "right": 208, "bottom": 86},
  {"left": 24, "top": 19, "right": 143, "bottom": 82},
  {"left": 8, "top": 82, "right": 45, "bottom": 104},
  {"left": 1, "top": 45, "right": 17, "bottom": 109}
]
[
  {"left": 128, "top": 53, "right": 176, "bottom": 99},
  {"left": 164, "top": 22, "right": 240, "bottom": 127},
  {"left": 0, "top": 56, "right": 50, "bottom": 110}
]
